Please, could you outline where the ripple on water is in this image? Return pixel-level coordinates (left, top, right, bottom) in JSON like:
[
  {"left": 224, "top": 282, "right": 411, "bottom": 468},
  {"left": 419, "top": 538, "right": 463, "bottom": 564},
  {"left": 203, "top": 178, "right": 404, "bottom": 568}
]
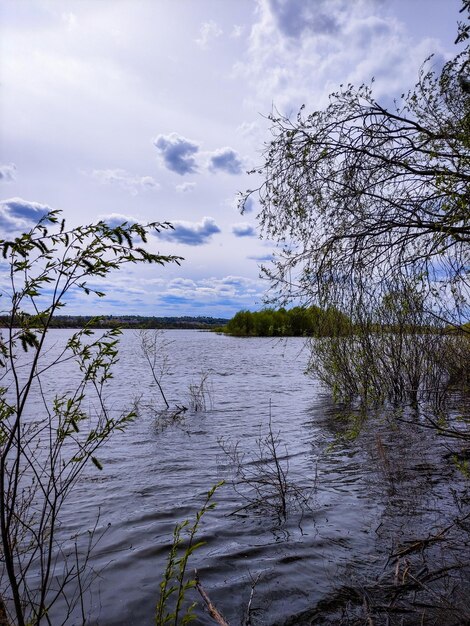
[{"left": 15, "top": 330, "right": 469, "bottom": 625}]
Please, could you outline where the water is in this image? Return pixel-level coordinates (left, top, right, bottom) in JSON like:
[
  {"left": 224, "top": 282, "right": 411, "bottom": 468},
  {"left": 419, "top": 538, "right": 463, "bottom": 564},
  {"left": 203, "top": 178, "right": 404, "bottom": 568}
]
[{"left": 3, "top": 330, "right": 469, "bottom": 625}]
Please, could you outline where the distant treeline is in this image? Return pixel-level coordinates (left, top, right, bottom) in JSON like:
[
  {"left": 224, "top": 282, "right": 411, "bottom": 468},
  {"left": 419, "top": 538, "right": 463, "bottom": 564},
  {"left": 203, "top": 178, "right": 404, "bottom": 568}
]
[
  {"left": 0, "top": 315, "right": 230, "bottom": 330},
  {"left": 222, "top": 306, "right": 351, "bottom": 337}
]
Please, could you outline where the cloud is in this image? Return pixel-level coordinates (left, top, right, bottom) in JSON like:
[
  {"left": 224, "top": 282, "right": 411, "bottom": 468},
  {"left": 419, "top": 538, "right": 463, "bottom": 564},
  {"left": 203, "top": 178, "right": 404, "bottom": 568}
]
[
  {"left": 195, "top": 20, "right": 223, "bottom": 48},
  {"left": 91, "top": 169, "right": 160, "bottom": 195},
  {"left": 232, "top": 222, "right": 257, "bottom": 237},
  {"left": 158, "top": 275, "right": 264, "bottom": 312},
  {"left": 237, "top": 121, "right": 259, "bottom": 137},
  {"left": 13, "top": 269, "right": 265, "bottom": 317},
  {"left": 0, "top": 163, "right": 17, "bottom": 182},
  {"left": 0, "top": 197, "right": 51, "bottom": 232},
  {"left": 351, "top": 14, "right": 392, "bottom": 48},
  {"left": 231, "top": 25, "right": 245, "bottom": 39},
  {"left": 176, "top": 182, "right": 196, "bottom": 193},
  {"left": 98, "top": 212, "right": 140, "bottom": 228},
  {"left": 154, "top": 136, "right": 244, "bottom": 177},
  {"left": 247, "top": 253, "right": 274, "bottom": 262},
  {"left": 98, "top": 213, "right": 174, "bottom": 244},
  {"left": 240, "top": 195, "right": 255, "bottom": 213},
  {"left": 209, "top": 147, "right": 243, "bottom": 175},
  {"left": 61, "top": 11, "right": 77, "bottom": 30},
  {"left": 157, "top": 217, "right": 221, "bottom": 246},
  {"left": 154, "top": 133, "right": 200, "bottom": 175},
  {"left": 230, "top": 194, "right": 256, "bottom": 214},
  {"left": 239, "top": 0, "right": 447, "bottom": 117},
  {"left": 268, "top": 0, "right": 340, "bottom": 38}
]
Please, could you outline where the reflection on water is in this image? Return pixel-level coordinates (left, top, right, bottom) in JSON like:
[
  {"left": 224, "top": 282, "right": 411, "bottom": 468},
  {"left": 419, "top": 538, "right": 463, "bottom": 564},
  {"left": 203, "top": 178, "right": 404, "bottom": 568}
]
[{"left": 15, "top": 330, "right": 470, "bottom": 624}]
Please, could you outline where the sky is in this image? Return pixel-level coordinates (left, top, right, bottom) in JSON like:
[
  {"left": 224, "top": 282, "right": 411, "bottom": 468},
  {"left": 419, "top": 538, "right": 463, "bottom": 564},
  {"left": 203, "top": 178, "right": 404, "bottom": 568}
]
[{"left": 0, "top": 0, "right": 464, "bottom": 318}]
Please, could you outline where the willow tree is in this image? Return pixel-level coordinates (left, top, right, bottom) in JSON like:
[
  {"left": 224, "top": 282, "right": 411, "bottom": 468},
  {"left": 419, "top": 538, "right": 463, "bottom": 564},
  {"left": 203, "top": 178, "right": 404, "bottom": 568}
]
[
  {"left": 0, "top": 212, "right": 182, "bottom": 625},
  {"left": 242, "top": 6, "right": 470, "bottom": 404}
]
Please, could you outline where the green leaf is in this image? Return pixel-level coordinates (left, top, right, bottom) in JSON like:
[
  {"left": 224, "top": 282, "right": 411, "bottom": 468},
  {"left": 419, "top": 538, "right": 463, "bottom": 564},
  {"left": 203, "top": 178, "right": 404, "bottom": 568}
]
[{"left": 91, "top": 456, "right": 103, "bottom": 470}]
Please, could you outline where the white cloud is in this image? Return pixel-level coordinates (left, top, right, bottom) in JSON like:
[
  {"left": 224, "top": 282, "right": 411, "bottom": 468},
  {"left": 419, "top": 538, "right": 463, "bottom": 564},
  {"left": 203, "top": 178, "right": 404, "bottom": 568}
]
[
  {"left": 195, "top": 20, "right": 223, "bottom": 48},
  {"left": 247, "top": 253, "right": 274, "bottom": 262},
  {"left": 0, "top": 163, "right": 17, "bottom": 182},
  {"left": 154, "top": 136, "right": 245, "bottom": 176},
  {"left": 238, "top": 0, "right": 450, "bottom": 115},
  {"left": 91, "top": 169, "right": 160, "bottom": 195},
  {"left": 232, "top": 222, "right": 257, "bottom": 237},
  {"left": 267, "top": 0, "right": 340, "bottom": 38},
  {"left": 157, "top": 217, "right": 221, "bottom": 246},
  {"left": 239, "top": 195, "right": 255, "bottom": 214},
  {"left": 84, "top": 274, "right": 265, "bottom": 317},
  {"left": 231, "top": 24, "right": 245, "bottom": 38},
  {"left": 208, "top": 147, "right": 244, "bottom": 175},
  {"left": 154, "top": 133, "right": 200, "bottom": 175},
  {"left": 61, "top": 11, "right": 77, "bottom": 30},
  {"left": 176, "top": 182, "right": 196, "bottom": 193},
  {"left": 0, "top": 197, "right": 51, "bottom": 232},
  {"left": 237, "top": 121, "right": 259, "bottom": 137},
  {"left": 97, "top": 212, "right": 140, "bottom": 228},
  {"left": 158, "top": 274, "right": 264, "bottom": 312}
]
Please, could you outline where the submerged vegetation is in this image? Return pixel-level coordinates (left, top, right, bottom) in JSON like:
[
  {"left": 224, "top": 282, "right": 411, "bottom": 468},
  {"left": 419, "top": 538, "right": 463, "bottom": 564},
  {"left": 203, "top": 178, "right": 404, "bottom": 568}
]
[
  {"left": 308, "top": 290, "right": 470, "bottom": 408},
  {"left": 219, "top": 414, "right": 311, "bottom": 524}
]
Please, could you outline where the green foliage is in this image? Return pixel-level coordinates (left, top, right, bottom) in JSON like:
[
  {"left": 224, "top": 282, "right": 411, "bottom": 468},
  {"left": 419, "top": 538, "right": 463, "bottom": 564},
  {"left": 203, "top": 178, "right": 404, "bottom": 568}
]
[
  {"left": 155, "top": 482, "right": 224, "bottom": 626},
  {"left": 452, "top": 454, "right": 470, "bottom": 478},
  {"left": 0, "top": 211, "right": 182, "bottom": 626},
  {"left": 0, "top": 314, "right": 230, "bottom": 330},
  {"left": 224, "top": 305, "right": 351, "bottom": 337},
  {"left": 455, "top": 0, "right": 470, "bottom": 43}
]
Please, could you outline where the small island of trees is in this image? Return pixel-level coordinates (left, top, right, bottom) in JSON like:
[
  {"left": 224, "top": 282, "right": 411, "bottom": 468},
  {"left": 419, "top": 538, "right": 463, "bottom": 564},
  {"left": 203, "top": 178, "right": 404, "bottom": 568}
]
[{"left": 222, "top": 306, "right": 351, "bottom": 337}]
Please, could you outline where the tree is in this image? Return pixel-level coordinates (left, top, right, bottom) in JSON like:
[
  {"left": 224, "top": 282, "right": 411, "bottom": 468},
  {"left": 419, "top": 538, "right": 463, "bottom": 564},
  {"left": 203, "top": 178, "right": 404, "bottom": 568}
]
[
  {"left": 456, "top": 0, "right": 470, "bottom": 44},
  {"left": 225, "top": 310, "right": 254, "bottom": 336},
  {"left": 240, "top": 4, "right": 470, "bottom": 411},
  {"left": 0, "top": 211, "right": 182, "bottom": 625},
  {"left": 241, "top": 10, "right": 470, "bottom": 330}
]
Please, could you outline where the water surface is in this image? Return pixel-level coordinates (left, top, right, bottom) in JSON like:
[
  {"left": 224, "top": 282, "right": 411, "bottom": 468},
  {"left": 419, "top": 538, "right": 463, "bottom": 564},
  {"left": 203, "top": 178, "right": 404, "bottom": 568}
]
[{"left": 10, "top": 330, "right": 469, "bottom": 624}]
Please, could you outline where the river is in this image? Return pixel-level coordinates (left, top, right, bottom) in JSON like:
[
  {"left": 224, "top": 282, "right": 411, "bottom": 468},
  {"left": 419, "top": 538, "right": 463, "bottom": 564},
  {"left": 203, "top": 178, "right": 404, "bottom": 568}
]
[{"left": 4, "top": 329, "right": 470, "bottom": 625}]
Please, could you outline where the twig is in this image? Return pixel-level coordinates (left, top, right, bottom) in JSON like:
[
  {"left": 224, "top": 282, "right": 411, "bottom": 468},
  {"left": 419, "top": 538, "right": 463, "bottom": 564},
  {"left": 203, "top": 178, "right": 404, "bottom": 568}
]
[
  {"left": 225, "top": 502, "right": 253, "bottom": 517},
  {"left": 244, "top": 572, "right": 261, "bottom": 626},
  {"left": 0, "top": 596, "right": 9, "bottom": 626},
  {"left": 194, "top": 570, "right": 230, "bottom": 626},
  {"left": 391, "top": 512, "right": 470, "bottom": 558}
]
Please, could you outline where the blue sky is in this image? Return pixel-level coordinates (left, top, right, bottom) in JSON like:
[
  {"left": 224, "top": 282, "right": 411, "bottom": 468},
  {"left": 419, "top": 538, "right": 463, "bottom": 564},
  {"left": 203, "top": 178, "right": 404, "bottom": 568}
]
[{"left": 0, "top": 0, "right": 463, "bottom": 317}]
